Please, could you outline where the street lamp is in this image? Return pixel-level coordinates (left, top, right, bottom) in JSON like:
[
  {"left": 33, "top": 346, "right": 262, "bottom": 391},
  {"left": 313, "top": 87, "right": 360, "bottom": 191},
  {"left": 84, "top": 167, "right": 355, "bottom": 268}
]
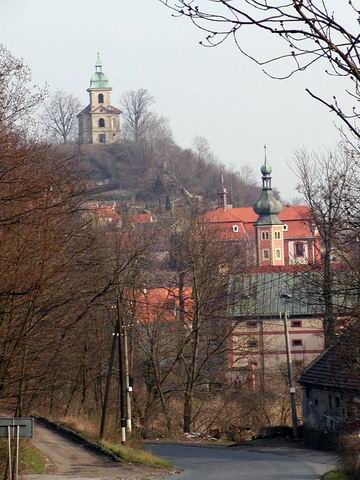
[{"left": 279, "top": 293, "right": 299, "bottom": 440}]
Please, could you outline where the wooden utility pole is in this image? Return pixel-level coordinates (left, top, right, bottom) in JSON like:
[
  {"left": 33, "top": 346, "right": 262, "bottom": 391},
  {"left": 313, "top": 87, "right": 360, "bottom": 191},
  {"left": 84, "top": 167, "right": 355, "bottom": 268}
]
[
  {"left": 123, "top": 320, "right": 132, "bottom": 433},
  {"left": 116, "top": 297, "right": 127, "bottom": 444},
  {"left": 99, "top": 326, "right": 117, "bottom": 439},
  {"left": 280, "top": 309, "right": 298, "bottom": 440}
]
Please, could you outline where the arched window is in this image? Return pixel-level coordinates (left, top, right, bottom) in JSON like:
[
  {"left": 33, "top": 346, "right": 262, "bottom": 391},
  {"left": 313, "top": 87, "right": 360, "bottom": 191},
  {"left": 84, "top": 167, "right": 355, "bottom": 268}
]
[
  {"left": 98, "top": 93, "right": 104, "bottom": 104},
  {"left": 98, "top": 118, "right": 105, "bottom": 128}
]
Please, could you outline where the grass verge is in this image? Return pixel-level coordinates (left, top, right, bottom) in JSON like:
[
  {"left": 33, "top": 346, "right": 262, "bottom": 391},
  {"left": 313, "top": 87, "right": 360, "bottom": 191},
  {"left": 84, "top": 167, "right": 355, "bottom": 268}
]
[
  {"left": 21, "top": 441, "right": 45, "bottom": 474},
  {"left": 323, "top": 470, "right": 349, "bottom": 480},
  {"left": 100, "top": 440, "right": 173, "bottom": 469},
  {"left": 0, "top": 439, "right": 45, "bottom": 476}
]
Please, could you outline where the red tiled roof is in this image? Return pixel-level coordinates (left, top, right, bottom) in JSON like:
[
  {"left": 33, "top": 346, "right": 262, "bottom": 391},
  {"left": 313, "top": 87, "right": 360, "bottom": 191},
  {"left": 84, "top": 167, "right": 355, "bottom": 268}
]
[
  {"left": 131, "top": 212, "right": 154, "bottom": 224},
  {"left": 136, "top": 287, "right": 192, "bottom": 325},
  {"left": 204, "top": 205, "right": 317, "bottom": 240},
  {"left": 85, "top": 203, "right": 121, "bottom": 223}
]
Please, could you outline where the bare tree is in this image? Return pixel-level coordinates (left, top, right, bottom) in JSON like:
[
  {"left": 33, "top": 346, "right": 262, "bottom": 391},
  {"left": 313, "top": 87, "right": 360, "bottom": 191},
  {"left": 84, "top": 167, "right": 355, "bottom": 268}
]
[
  {"left": 294, "top": 149, "right": 359, "bottom": 344},
  {"left": 43, "top": 90, "right": 81, "bottom": 144},
  {"left": 160, "top": 1, "right": 360, "bottom": 138},
  {"left": 0, "top": 43, "right": 45, "bottom": 135},
  {"left": 120, "top": 88, "right": 167, "bottom": 147},
  {"left": 192, "top": 136, "right": 216, "bottom": 164}
]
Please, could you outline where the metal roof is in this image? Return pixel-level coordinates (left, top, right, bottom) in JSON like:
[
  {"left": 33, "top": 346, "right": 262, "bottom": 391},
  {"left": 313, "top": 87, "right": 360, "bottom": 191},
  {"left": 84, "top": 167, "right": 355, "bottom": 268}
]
[{"left": 229, "top": 270, "right": 358, "bottom": 318}]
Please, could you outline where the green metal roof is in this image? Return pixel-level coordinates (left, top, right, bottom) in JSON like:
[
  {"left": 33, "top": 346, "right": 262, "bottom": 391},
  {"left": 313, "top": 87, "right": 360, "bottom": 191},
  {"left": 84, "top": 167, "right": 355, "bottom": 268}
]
[
  {"left": 253, "top": 160, "right": 283, "bottom": 225},
  {"left": 89, "top": 53, "right": 111, "bottom": 89},
  {"left": 261, "top": 159, "right": 272, "bottom": 176},
  {"left": 228, "top": 271, "right": 358, "bottom": 318},
  {"left": 90, "top": 71, "right": 110, "bottom": 89}
]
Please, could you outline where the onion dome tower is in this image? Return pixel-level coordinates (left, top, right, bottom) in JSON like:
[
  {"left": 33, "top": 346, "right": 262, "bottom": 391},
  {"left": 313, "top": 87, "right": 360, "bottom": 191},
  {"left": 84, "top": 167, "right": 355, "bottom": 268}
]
[
  {"left": 253, "top": 149, "right": 284, "bottom": 267},
  {"left": 77, "top": 53, "right": 121, "bottom": 144}
]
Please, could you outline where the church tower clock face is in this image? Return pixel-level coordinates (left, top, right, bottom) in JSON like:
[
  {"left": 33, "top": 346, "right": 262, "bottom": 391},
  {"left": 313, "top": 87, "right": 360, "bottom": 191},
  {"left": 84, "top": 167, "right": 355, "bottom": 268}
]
[{"left": 77, "top": 53, "right": 121, "bottom": 145}]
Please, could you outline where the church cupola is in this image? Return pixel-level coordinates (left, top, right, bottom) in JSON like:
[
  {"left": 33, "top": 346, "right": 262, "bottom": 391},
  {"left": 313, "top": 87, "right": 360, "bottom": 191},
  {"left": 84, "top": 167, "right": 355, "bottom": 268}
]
[
  {"left": 217, "top": 169, "right": 228, "bottom": 209},
  {"left": 77, "top": 53, "right": 121, "bottom": 145},
  {"left": 89, "top": 53, "right": 110, "bottom": 89},
  {"left": 253, "top": 149, "right": 284, "bottom": 267}
]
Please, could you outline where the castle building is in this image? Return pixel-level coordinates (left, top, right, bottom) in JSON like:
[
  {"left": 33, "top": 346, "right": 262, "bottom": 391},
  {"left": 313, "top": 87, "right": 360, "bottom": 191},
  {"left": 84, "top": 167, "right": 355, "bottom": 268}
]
[
  {"left": 77, "top": 54, "right": 121, "bottom": 144},
  {"left": 208, "top": 160, "right": 321, "bottom": 267},
  {"left": 205, "top": 158, "right": 325, "bottom": 389}
]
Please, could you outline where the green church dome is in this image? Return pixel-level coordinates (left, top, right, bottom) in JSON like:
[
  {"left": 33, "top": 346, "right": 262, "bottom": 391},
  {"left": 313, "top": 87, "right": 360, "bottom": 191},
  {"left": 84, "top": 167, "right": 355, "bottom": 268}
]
[
  {"left": 90, "top": 71, "right": 110, "bottom": 89},
  {"left": 254, "top": 159, "right": 283, "bottom": 225},
  {"left": 261, "top": 160, "right": 272, "bottom": 176},
  {"left": 89, "top": 53, "right": 111, "bottom": 89}
]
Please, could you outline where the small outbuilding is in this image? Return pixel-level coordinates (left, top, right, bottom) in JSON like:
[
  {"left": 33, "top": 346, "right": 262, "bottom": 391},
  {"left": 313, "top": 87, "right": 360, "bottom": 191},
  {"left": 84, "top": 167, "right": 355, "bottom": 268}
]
[{"left": 300, "top": 326, "right": 360, "bottom": 436}]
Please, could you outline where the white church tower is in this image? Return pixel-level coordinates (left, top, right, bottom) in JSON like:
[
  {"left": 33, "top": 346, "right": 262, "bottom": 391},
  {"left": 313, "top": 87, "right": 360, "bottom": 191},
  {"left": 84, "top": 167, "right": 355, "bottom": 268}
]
[{"left": 77, "top": 54, "right": 121, "bottom": 144}]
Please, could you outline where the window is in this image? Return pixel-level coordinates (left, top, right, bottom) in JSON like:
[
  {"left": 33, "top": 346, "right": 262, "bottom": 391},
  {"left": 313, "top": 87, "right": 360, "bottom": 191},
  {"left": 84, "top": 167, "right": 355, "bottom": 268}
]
[
  {"left": 98, "top": 93, "right": 104, "bottom": 103},
  {"left": 329, "top": 395, "right": 333, "bottom": 408},
  {"left": 306, "top": 387, "right": 311, "bottom": 399},
  {"left": 98, "top": 118, "right": 105, "bottom": 128},
  {"left": 232, "top": 225, "right": 239, "bottom": 233},
  {"left": 283, "top": 224, "right": 288, "bottom": 232},
  {"left": 274, "top": 231, "right": 281, "bottom": 239},
  {"left": 261, "top": 231, "right": 269, "bottom": 240},
  {"left": 291, "top": 339, "right": 303, "bottom": 347},
  {"left": 335, "top": 397, "right": 341, "bottom": 408},
  {"left": 275, "top": 248, "right": 281, "bottom": 259},
  {"left": 246, "top": 321, "right": 258, "bottom": 329},
  {"left": 314, "top": 398, "right": 319, "bottom": 407},
  {"left": 263, "top": 249, "right": 269, "bottom": 260},
  {"left": 295, "top": 242, "right": 304, "bottom": 257},
  {"left": 98, "top": 134, "right": 106, "bottom": 144},
  {"left": 247, "top": 338, "right": 258, "bottom": 348},
  {"left": 291, "top": 320, "right": 302, "bottom": 328}
]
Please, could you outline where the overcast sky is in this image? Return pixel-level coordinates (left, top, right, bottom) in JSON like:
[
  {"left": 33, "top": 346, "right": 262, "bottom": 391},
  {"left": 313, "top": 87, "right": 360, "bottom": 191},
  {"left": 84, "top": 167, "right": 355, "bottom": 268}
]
[{"left": 1, "top": 0, "right": 346, "bottom": 201}]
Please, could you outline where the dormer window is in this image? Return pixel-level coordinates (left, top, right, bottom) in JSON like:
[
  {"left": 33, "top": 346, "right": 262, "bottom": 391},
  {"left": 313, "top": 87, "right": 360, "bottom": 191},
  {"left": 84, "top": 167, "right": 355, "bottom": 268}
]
[
  {"left": 283, "top": 224, "right": 289, "bottom": 232},
  {"left": 232, "top": 225, "right": 239, "bottom": 233},
  {"left": 98, "top": 93, "right": 104, "bottom": 104},
  {"left": 98, "top": 118, "right": 105, "bottom": 128}
]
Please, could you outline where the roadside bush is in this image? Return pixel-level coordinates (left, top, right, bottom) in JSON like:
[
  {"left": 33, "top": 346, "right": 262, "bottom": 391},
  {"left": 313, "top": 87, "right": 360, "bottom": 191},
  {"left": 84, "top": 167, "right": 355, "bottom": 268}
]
[{"left": 339, "top": 435, "right": 360, "bottom": 479}]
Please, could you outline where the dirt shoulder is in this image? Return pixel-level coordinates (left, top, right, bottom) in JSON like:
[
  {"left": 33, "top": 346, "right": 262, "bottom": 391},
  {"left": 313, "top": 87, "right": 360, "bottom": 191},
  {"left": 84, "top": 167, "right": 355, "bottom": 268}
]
[{"left": 24, "top": 423, "right": 169, "bottom": 480}]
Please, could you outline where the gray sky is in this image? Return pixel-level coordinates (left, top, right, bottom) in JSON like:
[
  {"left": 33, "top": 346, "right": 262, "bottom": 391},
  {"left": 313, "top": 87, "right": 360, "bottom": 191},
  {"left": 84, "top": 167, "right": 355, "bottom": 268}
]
[{"left": 1, "top": 0, "right": 344, "bottom": 201}]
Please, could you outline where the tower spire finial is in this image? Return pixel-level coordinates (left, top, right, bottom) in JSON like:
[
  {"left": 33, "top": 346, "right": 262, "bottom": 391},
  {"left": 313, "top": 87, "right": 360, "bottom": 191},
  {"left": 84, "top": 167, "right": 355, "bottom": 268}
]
[
  {"left": 220, "top": 167, "right": 225, "bottom": 189},
  {"left": 95, "top": 52, "right": 102, "bottom": 72},
  {"left": 264, "top": 144, "right": 267, "bottom": 166},
  {"left": 217, "top": 167, "right": 227, "bottom": 209}
]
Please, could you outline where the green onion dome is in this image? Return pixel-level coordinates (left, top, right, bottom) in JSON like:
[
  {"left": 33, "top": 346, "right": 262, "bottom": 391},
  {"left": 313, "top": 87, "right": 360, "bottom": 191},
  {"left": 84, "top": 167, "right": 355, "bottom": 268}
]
[{"left": 253, "top": 160, "right": 283, "bottom": 225}]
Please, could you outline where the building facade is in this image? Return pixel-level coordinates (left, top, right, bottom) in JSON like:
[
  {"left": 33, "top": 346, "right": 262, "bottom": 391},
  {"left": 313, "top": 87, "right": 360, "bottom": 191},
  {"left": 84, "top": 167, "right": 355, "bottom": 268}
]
[
  {"left": 207, "top": 160, "right": 321, "bottom": 267},
  {"left": 227, "top": 270, "right": 325, "bottom": 388},
  {"left": 77, "top": 54, "right": 121, "bottom": 144}
]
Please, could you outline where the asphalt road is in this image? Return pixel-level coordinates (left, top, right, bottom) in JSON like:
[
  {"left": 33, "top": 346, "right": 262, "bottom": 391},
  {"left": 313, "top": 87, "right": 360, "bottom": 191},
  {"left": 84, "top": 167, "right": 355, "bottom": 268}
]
[{"left": 146, "top": 442, "right": 337, "bottom": 480}]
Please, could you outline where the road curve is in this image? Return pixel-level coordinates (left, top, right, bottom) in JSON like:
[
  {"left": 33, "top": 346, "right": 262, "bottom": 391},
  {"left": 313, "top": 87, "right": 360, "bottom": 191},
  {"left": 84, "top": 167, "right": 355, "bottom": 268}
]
[{"left": 146, "top": 442, "right": 337, "bottom": 480}]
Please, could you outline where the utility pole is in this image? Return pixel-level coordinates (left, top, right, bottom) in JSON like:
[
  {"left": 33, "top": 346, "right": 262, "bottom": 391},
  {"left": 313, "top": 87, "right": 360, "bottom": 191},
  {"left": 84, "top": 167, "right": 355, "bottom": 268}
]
[
  {"left": 123, "top": 319, "right": 132, "bottom": 433},
  {"left": 99, "top": 325, "right": 117, "bottom": 439},
  {"left": 279, "top": 295, "right": 298, "bottom": 440},
  {"left": 116, "top": 297, "right": 127, "bottom": 444},
  {"left": 259, "top": 319, "right": 265, "bottom": 397}
]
